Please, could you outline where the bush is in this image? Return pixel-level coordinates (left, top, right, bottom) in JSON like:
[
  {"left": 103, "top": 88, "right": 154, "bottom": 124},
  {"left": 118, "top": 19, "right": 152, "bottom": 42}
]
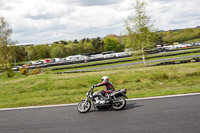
[
  {"left": 19, "top": 67, "right": 29, "bottom": 76},
  {"left": 32, "top": 68, "right": 41, "bottom": 75}
]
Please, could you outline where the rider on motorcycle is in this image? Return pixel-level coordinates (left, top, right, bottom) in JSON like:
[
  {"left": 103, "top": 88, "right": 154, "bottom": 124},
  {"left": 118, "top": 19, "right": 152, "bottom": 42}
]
[{"left": 93, "top": 76, "right": 115, "bottom": 101}]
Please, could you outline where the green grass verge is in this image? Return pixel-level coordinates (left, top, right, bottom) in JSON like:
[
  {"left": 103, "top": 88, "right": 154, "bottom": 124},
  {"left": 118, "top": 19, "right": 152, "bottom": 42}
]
[
  {"left": 184, "top": 38, "right": 200, "bottom": 43},
  {"left": 0, "top": 62, "right": 200, "bottom": 108}
]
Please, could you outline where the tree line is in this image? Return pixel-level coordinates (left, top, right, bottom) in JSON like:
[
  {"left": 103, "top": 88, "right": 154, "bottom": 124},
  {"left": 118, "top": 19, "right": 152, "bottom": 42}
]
[{"left": 9, "top": 36, "right": 124, "bottom": 63}]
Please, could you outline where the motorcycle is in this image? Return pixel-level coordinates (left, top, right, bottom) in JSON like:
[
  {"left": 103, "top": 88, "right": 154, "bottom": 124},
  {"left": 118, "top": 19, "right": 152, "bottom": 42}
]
[{"left": 77, "top": 86, "right": 127, "bottom": 113}]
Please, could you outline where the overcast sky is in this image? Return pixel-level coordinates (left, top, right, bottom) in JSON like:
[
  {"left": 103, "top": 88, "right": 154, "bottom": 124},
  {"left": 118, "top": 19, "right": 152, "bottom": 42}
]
[{"left": 0, "top": 0, "right": 200, "bottom": 44}]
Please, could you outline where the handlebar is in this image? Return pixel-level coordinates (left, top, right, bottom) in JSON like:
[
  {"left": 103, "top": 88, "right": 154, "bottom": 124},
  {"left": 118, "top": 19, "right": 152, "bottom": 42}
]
[{"left": 91, "top": 85, "right": 94, "bottom": 90}]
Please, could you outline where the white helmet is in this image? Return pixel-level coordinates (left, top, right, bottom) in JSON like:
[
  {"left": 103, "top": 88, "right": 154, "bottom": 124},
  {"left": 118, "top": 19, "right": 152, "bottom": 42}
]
[{"left": 102, "top": 76, "right": 109, "bottom": 82}]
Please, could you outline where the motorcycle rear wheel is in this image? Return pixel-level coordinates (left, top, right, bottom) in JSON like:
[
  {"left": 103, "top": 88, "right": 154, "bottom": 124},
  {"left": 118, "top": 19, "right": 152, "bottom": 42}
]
[
  {"left": 112, "top": 97, "right": 126, "bottom": 110},
  {"left": 77, "top": 100, "right": 91, "bottom": 113}
]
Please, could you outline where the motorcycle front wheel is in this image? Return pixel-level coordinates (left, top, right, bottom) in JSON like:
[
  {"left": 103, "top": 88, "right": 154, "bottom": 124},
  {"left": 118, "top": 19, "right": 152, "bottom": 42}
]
[
  {"left": 112, "top": 97, "right": 126, "bottom": 110},
  {"left": 77, "top": 100, "right": 91, "bottom": 113}
]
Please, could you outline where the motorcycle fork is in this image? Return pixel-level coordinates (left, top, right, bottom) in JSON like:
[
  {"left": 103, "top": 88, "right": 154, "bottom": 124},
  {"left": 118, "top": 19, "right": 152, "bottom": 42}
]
[{"left": 83, "top": 98, "right": 89, "bottom": 107}]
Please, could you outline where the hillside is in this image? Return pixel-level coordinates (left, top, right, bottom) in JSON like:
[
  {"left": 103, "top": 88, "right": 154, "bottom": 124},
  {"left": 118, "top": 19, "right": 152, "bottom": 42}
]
[{"left": 158, "top": 27, "right": 200, "bottom": 44}]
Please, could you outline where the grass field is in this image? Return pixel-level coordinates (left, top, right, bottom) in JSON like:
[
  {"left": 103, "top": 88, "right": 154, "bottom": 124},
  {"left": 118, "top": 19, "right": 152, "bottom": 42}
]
[
  {"left": 184, "top": 38, "right": 200, "bottom": 43},
  {"left": 0, "top": 60, "right": 200, "bottom": 108}
]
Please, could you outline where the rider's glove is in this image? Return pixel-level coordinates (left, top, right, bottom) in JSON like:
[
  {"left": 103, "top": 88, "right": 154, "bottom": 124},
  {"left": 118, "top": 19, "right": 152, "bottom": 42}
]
[
  {"left": 92, "top": 85, "right": 97, "bottom": 88},
  {"left": 91, "top": 85, "right": 95, "bottom": 89}
]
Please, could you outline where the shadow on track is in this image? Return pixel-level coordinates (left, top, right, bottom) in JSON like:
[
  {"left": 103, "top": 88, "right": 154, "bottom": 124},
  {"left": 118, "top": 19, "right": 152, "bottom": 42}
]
[
  {"left": 85, "top": 103, "right": 143, "bottom": 113},
  {"left": 124, "top": 103, "right": 143, "bottom": 111}
]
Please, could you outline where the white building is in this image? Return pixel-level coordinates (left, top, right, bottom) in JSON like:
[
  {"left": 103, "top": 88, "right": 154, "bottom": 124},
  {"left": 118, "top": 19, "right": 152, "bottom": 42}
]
[{"left": 16, "top": 43, "right": 34, "bottom": 46}]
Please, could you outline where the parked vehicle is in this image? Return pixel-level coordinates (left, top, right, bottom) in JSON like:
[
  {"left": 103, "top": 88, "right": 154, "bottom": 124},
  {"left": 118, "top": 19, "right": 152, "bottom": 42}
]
[
  {"left": 52, "top": 58, "right": 64, "bottom": 63},
  {"left": 116, "top": 52, "right": 130, "bottom": 57},
  {"left": 12, "top": 66, "right": 20, "bottom": 71},
  {"left": 181, "top": 44, "right": 187, "bottom": 48},
  {"left": 162, "top": 45, "right": 175, "bottom": 51},
  {"left": 194, "top": 42, "right": 200, "bottom": 46},
  {"left": 31, "top": 61, "right": 42, "bottom": 65},
  {"left": 103, "top": 53, "right": 116, "bottom": 59},
  {"left": 90, "top": 54, "right": 103, "bottom": 60},
  {"left": 66, "top": 55, "right": 88, "bottom": 61},
  {"left": 44, "top": 59, "right": 52, "bottom": 63},
  {"left": 185, "top": 44, "right": 193, "bottom": 47},
  {"left": 39, "top": 60, "right": 47, "bottom": 64},
  {"left": 174, "top": 44, "right": 183, "bottom": 49},
  {"left": 77, "top": 86, "right": 127, "bottom": 113}
]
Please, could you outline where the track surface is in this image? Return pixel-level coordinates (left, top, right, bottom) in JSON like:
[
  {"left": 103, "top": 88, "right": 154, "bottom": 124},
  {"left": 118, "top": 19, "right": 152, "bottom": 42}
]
[{"left": 0, "top": 94, "right": 200, "bottom": 133}]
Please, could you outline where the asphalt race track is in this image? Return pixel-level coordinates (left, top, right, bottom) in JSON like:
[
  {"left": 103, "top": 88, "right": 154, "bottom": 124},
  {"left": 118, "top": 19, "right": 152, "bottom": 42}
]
[{"left": 0, "top": 94, "right": 199, "bottom": 133}]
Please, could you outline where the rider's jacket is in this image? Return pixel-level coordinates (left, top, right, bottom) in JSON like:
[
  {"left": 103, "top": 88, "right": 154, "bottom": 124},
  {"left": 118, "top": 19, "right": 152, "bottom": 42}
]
[{"left": 95, "top": 81, "right": 115, "bottom": 93}]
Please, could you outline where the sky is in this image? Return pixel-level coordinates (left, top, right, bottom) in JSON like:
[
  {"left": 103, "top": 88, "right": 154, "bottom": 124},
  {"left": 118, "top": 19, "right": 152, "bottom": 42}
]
[{"left": 0, "top": 0, "right": 200, "bottom": 44}]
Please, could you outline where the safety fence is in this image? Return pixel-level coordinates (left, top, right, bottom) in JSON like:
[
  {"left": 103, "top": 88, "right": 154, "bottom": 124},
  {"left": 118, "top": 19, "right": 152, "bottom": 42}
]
[{"left": 151, "top": 57, "right": 200, "bottom": 66}]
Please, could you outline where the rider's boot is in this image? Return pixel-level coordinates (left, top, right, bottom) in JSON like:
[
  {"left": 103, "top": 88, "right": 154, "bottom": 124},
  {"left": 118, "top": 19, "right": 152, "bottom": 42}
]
[{"left": 105, "top": 95, "right": 112, "bottom": 103}]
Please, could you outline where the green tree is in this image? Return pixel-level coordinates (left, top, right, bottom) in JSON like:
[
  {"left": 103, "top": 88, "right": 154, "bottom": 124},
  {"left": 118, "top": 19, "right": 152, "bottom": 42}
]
[
  {"left": 24, "top": 46, "right": 31, "bottom": 61},
  {"left": 50, "top": 46, "right": 64, "bottom": 58},
  {"left": 0, "top": 17, "right": 15, "bottom": 77},
  {"left": 82, "top": 40, "right": 95, "bottom": 53},
  {"left": 79, "top": 39, "right": 95, "bottom": 54},
  {"left": 90, "top": 37, "right": 104, "bottom": 52},
  {"left": 36, "top": 45, "right": 51, "bottom": 59},
  {"left": 104, "top": 37, "right": 121, "bottom": 52},
  {"left": 125, "top": 0, "right": 155, "bottom": 65},
  {"left": 29, "top": 45, "right": 38, "bottom": 60},
  {"left": 12, "top": 46, "right": 27, "bottom": 62},
  {"left": 73, "top": 39, "right": 79, "bottom": 44},
  {"left": 65, "top": 43, "right": 80, "bottom": 55}
]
